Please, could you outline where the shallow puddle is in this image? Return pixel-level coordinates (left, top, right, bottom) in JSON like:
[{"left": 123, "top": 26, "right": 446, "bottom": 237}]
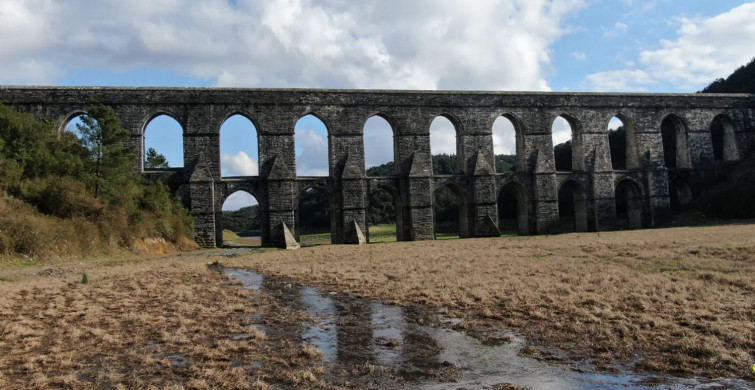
[{"left": 223, "top": 268, "right": 752, "bottom": 389}]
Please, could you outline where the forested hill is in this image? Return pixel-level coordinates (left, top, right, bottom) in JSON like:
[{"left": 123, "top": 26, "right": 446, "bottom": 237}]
[
  {"left": 0, "top": 104, "right": 194, "bottom": 259},
  {"left": 365, "top": 154, "right": 516, "bottom": 176},
  {"left": 701, "top": 57, "right": 755, "bottom": 93},
  {"left": 696, "top": 58, "right": 755, "bottom": 219}
]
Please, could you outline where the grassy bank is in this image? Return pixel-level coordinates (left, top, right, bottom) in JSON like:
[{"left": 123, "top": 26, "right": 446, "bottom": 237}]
[
  {"left": 367, "top": 224, "right": 397, "bottom": 243},
  {"left": 223, "top": 224, "right": 755, "bottom": 380}
]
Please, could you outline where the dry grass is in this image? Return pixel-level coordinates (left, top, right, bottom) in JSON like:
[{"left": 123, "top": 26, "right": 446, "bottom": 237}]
[
  {"left": 0, "top": 255, "right": 327, "bottom": 389},
  {"left": 1, "top": 224, "right": 753, "bottom": 387},
  {"left": 223, "top": 224, "right": 755, "bottom": 380}
]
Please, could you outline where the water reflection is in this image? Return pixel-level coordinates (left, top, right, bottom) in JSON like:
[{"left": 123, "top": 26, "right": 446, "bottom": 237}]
[
  {"left": 299, "top": 286, "right": 339, "bottom": 362},
  {"left": 371, "top": 303, "right": 405, "bottom": 366},
  {"left": 336, "top": 296, "right": 376, "bottom": 364},
  {"left": 224, "top": 268, "right": 753, "bottom": 390}
]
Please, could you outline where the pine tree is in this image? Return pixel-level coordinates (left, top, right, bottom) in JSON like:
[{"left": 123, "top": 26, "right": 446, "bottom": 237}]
[
  {"left": 77, "top": 104, "right": 135, "bottom": 198},
  {"left": 145, "top": 147, "right": 170, "bottom": 169}
]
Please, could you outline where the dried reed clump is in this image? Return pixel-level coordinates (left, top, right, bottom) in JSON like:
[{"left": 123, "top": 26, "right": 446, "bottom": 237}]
[
  {"left": 225, "top": 224, "right": 755, "bottom": 380},
  {"left": 300, "top": 344, "right": 324, "bottom": 359},
  {"left": 0, "top": 258, "right": 325, "bottom": 389}
]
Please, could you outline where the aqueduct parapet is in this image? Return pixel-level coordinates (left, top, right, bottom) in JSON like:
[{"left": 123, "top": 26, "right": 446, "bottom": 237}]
[{"left": 1, "top": 87, "right": 752, "bottom": 247}]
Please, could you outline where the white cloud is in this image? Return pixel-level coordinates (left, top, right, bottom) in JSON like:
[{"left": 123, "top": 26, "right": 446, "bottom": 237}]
[
  {"left": 295, "top": 128, "right": 329, "bottom": 176},
  {"left": 551, "top": 116, "right": 572, "bottom": 146},
  {"left": 608, "top": 117, "right": 623, "bottom": 131},
  {"left": 583, "top": 69, "right": 653, "bottom": 92},
  {"left": 430, "top": 117, "right": 457, "bottom": 155},
  {"left": 221, "top": 151, "right": 258, "bottom": 176},
  {"left": 492, "top": 117, "right": 516, "bottom": 155},
  {"left": 602, "top": 22, "right": 629, "bottom": 38},
  {"left": 0, "top": 0, "right": 588, "bottom": 90},
  {"left": 363, "top": 116, "right": 394, "bottom": 170},
  {"left": 584, "top": 2, "right": 755, "bottom": 91},
  {"left": 571, "top": 51, "right": 587, "bottom": 61},
  {"left": 619, "top": 0, "right": 657, "bottom": 13}
]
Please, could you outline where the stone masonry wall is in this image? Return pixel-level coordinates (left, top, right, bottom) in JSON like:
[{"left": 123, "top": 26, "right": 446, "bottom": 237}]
[{"left": 0, "top": 86, "right": 753, "bottom": 247}]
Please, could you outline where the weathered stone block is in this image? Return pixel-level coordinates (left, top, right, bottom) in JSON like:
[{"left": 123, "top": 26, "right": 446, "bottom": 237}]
[{"left": 0, "top": 86, "right": 751, "bottom": 248}]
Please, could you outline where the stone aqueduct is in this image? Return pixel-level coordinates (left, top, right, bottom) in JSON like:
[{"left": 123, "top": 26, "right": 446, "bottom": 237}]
[{"left": 1, "top": 87, "right": 753, "bottom": 248}]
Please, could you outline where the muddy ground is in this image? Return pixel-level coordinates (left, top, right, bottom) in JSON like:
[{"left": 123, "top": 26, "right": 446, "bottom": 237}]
[
  {"left": 0, "top": 223, "right": 754, "bottom": 388},
  {"left": 222, "top": 224, "right": 755, "bottom": 381}
]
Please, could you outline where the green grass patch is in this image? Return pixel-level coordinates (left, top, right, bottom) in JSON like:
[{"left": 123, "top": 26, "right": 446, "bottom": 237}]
[
  {"left": 222, "top": 229, "right": 261, "bottom": 248},
  {"left": 300, "top": 232, "right": 331, "bottom": 247},
  {"left": 646, "top": 258, "right": 694, "bottom": 275},
  {"left": 223, "top": 229, "right": 241, "bottom": 241},
  {"left": 435, "top": 232, "right": 460, "bottom": 240},
  {"left": 368, "top": 224, "right": 397, "bottom": 243}
]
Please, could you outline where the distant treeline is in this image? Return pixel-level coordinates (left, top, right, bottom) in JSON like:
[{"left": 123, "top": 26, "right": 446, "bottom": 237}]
[
  {"left": 554, "top": 126, "right": 627, "bottom": 171},
  {"left": 222, "top": 205, "right": 260, "bottom": 236},
  {"left": 223, "top": 58, "right": 755, "bottom": 236},
  {"left": 222, "top": 154, "right": 516, "bottom": 234},
  {"left": 701, "top": 57, "right": 755, "bottom": 93}
]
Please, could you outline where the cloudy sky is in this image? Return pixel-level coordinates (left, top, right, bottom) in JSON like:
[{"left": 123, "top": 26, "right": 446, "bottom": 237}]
[{"left": 2, "top": 0, "right": 753, "bottom": 208}]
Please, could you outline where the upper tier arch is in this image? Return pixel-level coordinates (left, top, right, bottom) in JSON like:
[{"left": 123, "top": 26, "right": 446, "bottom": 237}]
[{"left": 0, "top": 87, "right": 752, "bottom": 248}]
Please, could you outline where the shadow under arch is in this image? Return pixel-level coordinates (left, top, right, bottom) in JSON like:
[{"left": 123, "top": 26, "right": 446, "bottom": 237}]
[
  {"left": 294, "top": 184, "right": 334, "bottom": 245},
  {"left": 710, "top": 114, "right": 739, "bottom": 162},
  {"left": 615, "top": 178, "right": 643, "bottom": 230},
  {"left": 608, "top": 113, "right": 640, "bottom": 170},
  {"left": 497, "top": 180, "right": 529, "bottom": 235},
  {"left": 218, "top": 189, "right": 263, "bottom": 248},
  {"left": 557, "top": 180, "right": 588, "bottom": 233},
  {"left": 433, "top": 182, "right": 470, "bottom": 239},
  {"left": 661, "top": 114, "right": 691, "bottom": 169},
  {"left": 669, "top": 177, "right": 693, "bottom": 213}
]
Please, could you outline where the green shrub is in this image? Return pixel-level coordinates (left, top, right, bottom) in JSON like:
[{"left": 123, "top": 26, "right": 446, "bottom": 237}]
[
  {"left": 21, "top": 177, "right": 103, "bottom": 219},
  {"left": 0, "top": 103, "right": 195, "bottom": 260}
]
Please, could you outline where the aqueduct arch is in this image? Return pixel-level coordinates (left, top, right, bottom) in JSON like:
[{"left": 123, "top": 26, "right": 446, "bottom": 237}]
[{"left": 1, "top": 86, "right": 753, "bottom": 247}]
